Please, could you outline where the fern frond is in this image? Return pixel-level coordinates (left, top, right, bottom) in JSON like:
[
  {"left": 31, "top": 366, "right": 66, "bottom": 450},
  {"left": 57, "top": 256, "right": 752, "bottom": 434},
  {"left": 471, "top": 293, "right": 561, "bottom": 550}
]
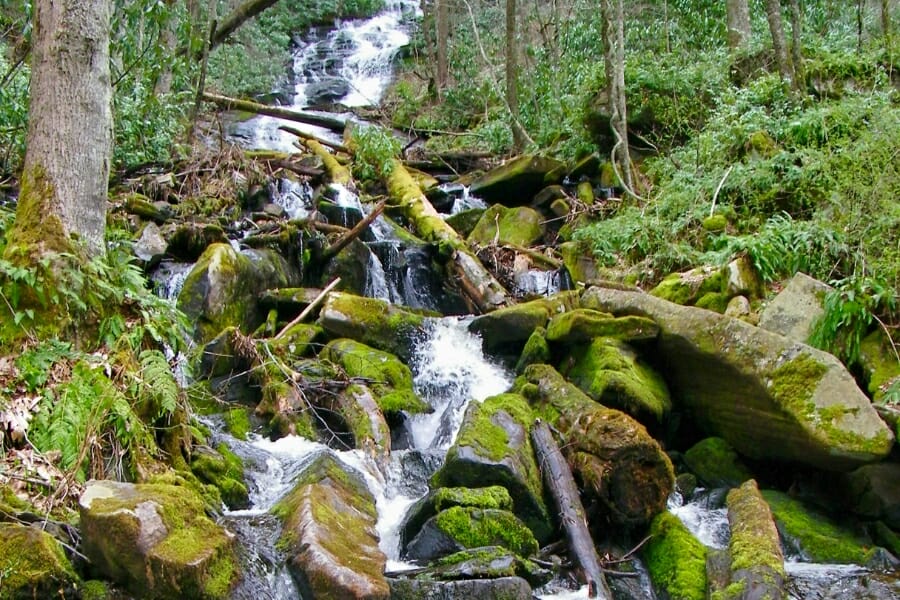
[{"left": 139, "top": 349, "right": 180, "bottom": 417}]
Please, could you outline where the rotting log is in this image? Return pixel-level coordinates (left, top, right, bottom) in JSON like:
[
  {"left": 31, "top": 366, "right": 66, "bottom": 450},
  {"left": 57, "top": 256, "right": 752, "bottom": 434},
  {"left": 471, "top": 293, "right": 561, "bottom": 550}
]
[
  {"left": 202, "top": 92, "right": 348, "bottom": 132},
  {"left": 321, "top": 201, "right": 385, "bottom": 261},
  {"left": 532, "top": 419, "right": 612, "bottom": 600},
  {"left": 280, "top": 125, "right": 347, "bottom": 153},
  {"left": 297, "top": 138, "right": 352, "bottom": 187},
  {"left": 384, "top": 158, "right": 509, "bottom": 312}
]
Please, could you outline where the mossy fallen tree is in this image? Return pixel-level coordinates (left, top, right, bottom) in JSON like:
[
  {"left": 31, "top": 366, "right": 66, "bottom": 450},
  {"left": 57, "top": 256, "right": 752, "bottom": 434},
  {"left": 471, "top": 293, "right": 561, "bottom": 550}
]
[
  {"left": 202, "top": 92, "right": 348, "bottom": 132},
  {"left": 384, "top": 159, "right": 509, "bottom": 312}
]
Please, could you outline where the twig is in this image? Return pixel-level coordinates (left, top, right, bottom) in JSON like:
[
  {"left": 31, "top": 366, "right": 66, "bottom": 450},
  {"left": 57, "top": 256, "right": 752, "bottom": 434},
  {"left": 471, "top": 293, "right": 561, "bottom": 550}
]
[
  {"left": 274, "top": 277, "right": 341, "bottom": 339},
  {"left": 710, "top": 165, "right": 734, "bottom": 218}
]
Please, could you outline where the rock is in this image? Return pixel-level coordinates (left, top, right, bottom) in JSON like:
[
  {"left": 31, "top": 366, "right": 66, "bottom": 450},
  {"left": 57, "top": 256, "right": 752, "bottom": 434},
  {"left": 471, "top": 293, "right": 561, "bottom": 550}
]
[
  {"left": 190, "top": 444, "right": 250, "bottom": 510},
  {"left": 273, "top": 452, "right": 389, "bottom": 600},
  {"left": 858, "top": 330, "right": 900, "bottom": 403},
  {"left": 400, "top": 486, "right": 514, "bottom": 549},
  {"left": 445, "top": 208, "right": 485, "bottom": 238},
  {"left": 305, "top": 77, "right": 350, "bottom": 104},
  {"left": 568, "top": 153, "right": 601, "bottom": 179},
  {"left": 559, "top": 241, "right": 602, "bottom": 284},
  {"left": 761, "top": 489, "right": 880, "bottom": 566},
  {"left": 545, "top": 308, "right": 659, "bottom": 344},
  {"left": 758, "top": 272, "right": 831, "bottom": 343},
  {"left": 843, "top": 463, "right": 900, "bottom": 529},
  {"left": 581, "top": 286, "right": 894, "bottom": 470},
  {"left": 123, "top": 192, "right": 172, "bottom": 224},
  {"left": 262, "top": 202, "right": 285, "bottom": 218},
  {"left": 134, "top": 222, "right": 168, "bottom": 265},
  {"left": 322, "top": 239, "right": 372, "bottom": 296},
  {"left": 516, "top": 364, "right": 674, "bottom": 525},
  {"left": 254, "top": 358, "right": 333, "bottom": 440},
  {"left": 561, "top": 337, "right": 671, "bottom": 423},
  {"left": 650, "top": 265, "right": 724, "bottom": 306},
  {"left": 531, "top": 184, "right": 568, "bottom": 210},
  {"left": 326, "top": 383, "right": 392, "bottom": 467},
  {"left": 467, "top": 204, "right": 545, "bottom": 247},
  {"left": 724, "top": 256, "right": 763, "bottom": 298},
  {"left": 469, "top": 155, "right": 566, "bottom": 205},
  {"left": 321, "top": 338, "right": 429, "bottom": 414},
  {"left": 79, "top": 480, "right": 237, "bottom": 599},
  {"left": 258, "top": 287, "right": 325, "bottom": 312},
  {"left": 430, "top": 546, "right": 551, "bottom": 586},
  {"left": 178, "top": 243, "right": 301, "bottom": 343},
  {"left": 266, "top": 322, "right": 324, "bottom": 359},
  {"left": 683, "top": 437, "right": 753, "bottom": 489},
  {"left": 388, "top": 576, "right": 533, "bottom": 600},
  {"left": 788, "top": 569, "right": 900, "bottom": 600},
  {"left": 642, "top": 511, "right": 708, "bottom": 600},
  {"left": 165, "top": 224, "right": 230, "bottom": 261},
  {"left": 317, "top": 292, "right": 426, "bottom": 362},
  {"left": 468, "top": 298, "right": 551, "bottom": 354},
  {"left": 432, "top": 393, "right": 554, "bottom": 544},
  {"left": 725, "top": 480, "right": 786, "bottom": 600},
  {"left": 406, "top": 507, "right": 539, "bottom": 562},
  {"left": 0, "top": 523, "right": 80, "bottom": 598},
  {"left": 725, "top": 295, "right": 752, "bottom": 319},
  {"left": 515, "top": 327, "right": 551, "bottom": 374}
]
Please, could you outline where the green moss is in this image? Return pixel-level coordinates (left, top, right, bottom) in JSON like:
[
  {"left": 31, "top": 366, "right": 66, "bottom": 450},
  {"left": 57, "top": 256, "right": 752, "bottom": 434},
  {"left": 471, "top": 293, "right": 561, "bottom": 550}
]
[
  {"left": 650, "top": 273, "right": 697, "bottom": 306},
  {"left": 683, "top": 437, "right": 752, "bottom": 488},
  {"left": 726, "top": 481, "right": 785, "bottom": 575},
  {"left": 80, "top": 580, "right": 111, "bottom": 600},
  {"left": 0, "top": 523, "right": 80, "bottom": 597},
  {"left": 468, "top": 204, "right": 545, "bottom": 247},
  {"left": 770, "top": 353, "right": 828, "bottom": 413},
  {"left": 223, "top": 407, "right": 252, "bottom": 440},
  {"left": 318, "top": 292, "right": 426, "bottom": 360},
  {"left": 515, "top": 327, "right": 551, "bottom": 374},
  {"left": 703, "top": 214, "right": 728, "bottom": 232},
  {"left": 433, "top": 486, "right": 514, "bottom": 512},
  {"left": 455, "top": 393, "right": 535, "bottom": 462},
  {"left": 643, "top": 512, "right": 708, "bottom": 600},
  {"left": 858, "top": 330, "right": 900, "bottom": 402},
  {"left": 695, "top": 291, "right": 730, "bottom": 313},
  {"left": 762, "top": 490, "right": 876, "bottom": 565},
  {"left": 546, "top": 309, "right": 658, "bottom": 343},
  {"left": 434, "top": 506, "right": 539, "bottom": 557},
  {"left": 151, "top": 517, "right": 236, "bottom": 599}
]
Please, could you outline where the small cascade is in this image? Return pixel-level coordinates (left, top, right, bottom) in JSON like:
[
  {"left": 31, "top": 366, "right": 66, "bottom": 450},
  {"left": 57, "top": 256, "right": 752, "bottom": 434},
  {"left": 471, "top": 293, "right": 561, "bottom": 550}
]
[
  {"left": 514, "top": 268, "right": 570, "bottom": 298},
  {"left": 150, "top": 261, "right": 195, "bottom": 302},
  {"left": 668, "top": 489, "right": 730, "bottom": 549},
  {"left": 439, "top": 183, "right": 488, "bottom": 215},
  {"left": 269, "top": 178, "right": 313, "bottom": 220}
]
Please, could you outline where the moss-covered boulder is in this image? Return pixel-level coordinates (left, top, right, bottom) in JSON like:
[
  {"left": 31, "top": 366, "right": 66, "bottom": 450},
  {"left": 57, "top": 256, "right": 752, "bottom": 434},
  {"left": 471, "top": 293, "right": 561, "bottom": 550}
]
[
  {"left": 406, "top": 507, "right": 539, "bottom": 562},
  {"left": 432, "top": 393, "right": 553, "bottom": 544},
  {"left": 273, "top": 452, "right": 389, "bottom": 600},
  {"left": 400, "top": 486, "right": 514, "bottom": 550},
  {"left": 388, "top": 576, "right": 533, "bottom": 600},
  {"left": 469, "top": 155, "right": 565, "bottom": 205},
  {"left": 643, "top": 511, "right": 708, "bottom": 600},
  {"left": 560, "top": 337, "right": 671, "bottom": 423},
  {"left": 164, "top": 223, "right": 230, "bottom": 261},
  {"left": 559, "top": 241, "right": 602, "bottom": 284},
  {"left": 431, "top": 546, "right": 550, "bottom": 586},
  {"left": 545, "top": 308, "right": 659, "bottom": 344},
  {"left": 725, "top": 480, "right": 785, "bottom": 600},
  {"left": 258, "top": 286, "right": 326, "bottom": 312},
  {"left": 317, "top": 292, "right": 426, "bottom": 362},
  {"left": 761, "top": 489, "right": 879, "bottom": 565},
  {"left": 650, "top": 266, "right": 724, "bottom": 306},
  {"left": 758, "top": 272, "right": 831, "bottom": 343},
  {"left": 582, "top": 286, "right": 894, "bottom": 470},
  {"left": 683, "top": 437, "right": 753, "bottom": 489},
  {"left": 858, "top": 330, "right": 900, "bottom": 403},
  {"left": 444, "top": 207, "right": 486, "bottom": 238},
  {"left": 321, "top": 338, "right": 429, "bottom": 414},
  {"left": 515, "top": 327, "right": 551, "bottom": 374},
  {"left": 190, "top": 444, "right": 249, "bottom": 510},
  {"left": 467, "top": 204, "right": 545, "bottom": 247},
  {"left": 468, "top": 298, "right": 552, "bottom": 354},
  {"left": 178, "top": 243, "right": 300, "bottom": 343},
  {"left": 79, "top": 480, "right": 237, "bottom": 599},
  {"left": 252, "top": 358, "right": 321, "bottom": 440},
  {"left": 0, "top": 523, "right": 80, "bottom": 598},
  {"left": 843, "top": 462, "right": 900, "bottom": 530},
  {"left": 321, "top": 239, "right": 373, "bottom": 296},
  {"left": 515, "top": 364, "right": 674, "bottom": 525},
  {"left": 316, "top": 383, "right": 392, "bottom": 468}
]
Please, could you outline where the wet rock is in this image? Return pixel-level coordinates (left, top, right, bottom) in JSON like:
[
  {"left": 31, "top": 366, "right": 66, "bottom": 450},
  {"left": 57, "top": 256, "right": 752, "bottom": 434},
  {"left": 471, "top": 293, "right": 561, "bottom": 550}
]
[
  {"left": 683, "top": 437, "right": 753, "bottom": 489},
  {"left": 787, "top": 569, "right": 900, "bottom": 600},
  {"left": 858, "top": 330, "right": 900, "bottom": 403},
  {"left": 165, "top": 223, "right": 230, "bottom": 261},
  {"left": 467, "top": 204, "right": 545, "bottom": 247},
  {"left": 843, "top": 462, "right": 900, "bottom": 529},
  {"left": 388, "top": 576, "right": 533, "bottom": 600},
  {"left": 322, "top": 239, "right": 372, "bottom": 295},
  {"left": 516, "top": 364, "right": 674, "bottom": 525},
  {"left": 545, "top": 308, "right": 659, "bottom": 344},
  {"left": 432, "top": 393, "right": 554, "bottom": 544},
  {"left": 468, "top": 298, "right": 551, "bottom": 354},
  {"left": 0, "top": 523, "right": 80, "bottom": 598},
  {"left": 405, "top": 508, "right": 539, "bottom": 562},
  {"left": 134, "top": 222, "right": 168, "bottom": 265},
  {"left": 400, "top": 486, "right": 514, "bottom": 550},
  {"left": 560, "top": 337, "right": 671, "bottom": 423},
  {"left": 515, "top": 327, "right": 551, "bottom": 374},
  {"left": 79, "top": 480, "right": 237, "bottom": 599},
  {"left": 321, "top": 383, "right": 392, "bottom": 467},
  {"left": 190, "top": 444, "right": 250, "bottom": 510},
  {"left": 178, "top": 243, "right": 301, "bottom": 343},
  {"left": 469, "top": 155, "right": 566, "bottom": 205},
  {"left": 582, "top": 286, "right": 894, "bottom": 470},
  {"left": 259, "top": 286, "right": 330, "bottom": 312},
  {"left": 642, "top": 511, "right": 708, "bottom": 600},
  {"left": 725, "top": 480, "right": 786, "bottom": 600},
  {"left": 430, "top": 546, "right": 551, "bottom": 586},
  {"left": 758, "top": 272, "right": 831, "bottom": 343},
  {"left": 305, "top": 77, "right": 350, "bottom": 105},
  {"left": 444, "top": 208, "right": 485, "bottom": 237},
  {"left": 273, "top": 452, "right": 389, "bottom": 600}
]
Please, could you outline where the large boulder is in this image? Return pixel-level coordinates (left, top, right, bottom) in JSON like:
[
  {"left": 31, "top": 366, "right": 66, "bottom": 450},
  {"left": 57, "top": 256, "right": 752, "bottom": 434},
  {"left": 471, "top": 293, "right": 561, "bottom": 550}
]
[
  {"left": 405, "top": 507, "right": 539, "bottom": 562},
  {"left": 581, "top": 286, "right": 894, "bottom": 470},
  {"left": 683, "top": 437, "right": 752, "bottom": 489},
  {"left": 842, "top": 462, "right": 900, "bottom": 529},
  {"left": 468, "top": 298, "right": 552, "bottom": 354},
  {"left": 467, "top": 204, "right": 545, "bottom": 247},
  {"left": 0, "top": 523, "right": 80, "bottom": 598},
  {"left": 725, "top": 480, "right": 785, "bottom": 600},
  {"left": 273, "top": 452, "right": 389, "bottom": 600},
  {"left": 400, "top": 486, "right": 514, "bottom": 550},
  {"left": 178, "top": 243, "right": 300, "bottom": 343},
  {"left": 515, "top": 364, "right": 674, "bottom": 525},
  {"left": 469, "top": 155, "right": 565, "bottom": 205},
  {"left": 79, "top": 480, "right": 237, "bottom": 599},
  {"left": 432, "top": 393, "right": 554, "bottom": 544},
  {"left": 758, "top": 272, "right": 831, "bottom": 342},
  {"left": 545, "top": 308, "right": 659, "bottom": 344}
]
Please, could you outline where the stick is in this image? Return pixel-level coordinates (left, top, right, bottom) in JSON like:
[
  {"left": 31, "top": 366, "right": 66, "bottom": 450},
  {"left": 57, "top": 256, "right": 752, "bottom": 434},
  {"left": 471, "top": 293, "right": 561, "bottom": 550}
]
[
  {"left": 274, "top": 277, "right": 342, "bottom": 339},
  {"left": 710, "top": 165, "right": 734, "bottom": 218},
  {"left": 531, "top": 419, "right": 612, "bottom": 600},
  {"left": 320, "top": 201, "right": 386, "bottom": 261}
]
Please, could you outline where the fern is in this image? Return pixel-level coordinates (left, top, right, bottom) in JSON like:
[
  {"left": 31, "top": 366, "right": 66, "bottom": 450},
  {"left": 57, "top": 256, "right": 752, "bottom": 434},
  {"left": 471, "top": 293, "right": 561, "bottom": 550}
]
[{"left": 138, "top": 349, "right": 180, "bottom": 418}]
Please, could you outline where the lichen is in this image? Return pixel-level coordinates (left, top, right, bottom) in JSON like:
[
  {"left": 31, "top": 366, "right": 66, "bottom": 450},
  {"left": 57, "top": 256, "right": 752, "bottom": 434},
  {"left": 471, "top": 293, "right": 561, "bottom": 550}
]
[
  {"left": 643, "top": 512, "right": 708, "bottom": 600},
  {"left": 769, "top": 353, "right": 828, "bottom": 413}
]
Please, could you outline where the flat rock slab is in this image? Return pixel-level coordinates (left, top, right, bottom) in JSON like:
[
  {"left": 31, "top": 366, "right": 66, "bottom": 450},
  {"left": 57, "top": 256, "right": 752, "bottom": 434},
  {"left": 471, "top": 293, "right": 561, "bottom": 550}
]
[{"left": 759, "top": 272, "right": 832, "bottom": 343}]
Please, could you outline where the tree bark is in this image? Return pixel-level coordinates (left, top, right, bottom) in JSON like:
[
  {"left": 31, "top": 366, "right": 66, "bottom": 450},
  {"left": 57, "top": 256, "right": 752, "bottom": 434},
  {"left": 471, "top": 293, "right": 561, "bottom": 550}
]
[
  {"left": 726, "top": 0, "right": 752, "bottom": 50},
  {"left": 532, "top": 420, "right": 612, "bottom": 600},
  {"left": 788, "top": 0, "right": 804, "bottom": 90},
  {"left": 8, "top": 0, "right": 113, "bottom": 257},
  {"left": 436, "top": 0, "right": 450, "bottom": 95},
  {"left": 201, "top": 92, "right": 349, "bottom": 131},
  {"left": 765, "top": 0, "right": 793, "bottom": 83},
  {"left": 883, "top": 0, "right": 893, "bottom": 48},
  {"left": 211, "top": 0, "right": 280, "bottom": 49},
  {"left": 506, "top": 0, "right": 527, "bottom": 151},
  {"left": 602, "top": 0, "right": 632, "bottom": 191}
]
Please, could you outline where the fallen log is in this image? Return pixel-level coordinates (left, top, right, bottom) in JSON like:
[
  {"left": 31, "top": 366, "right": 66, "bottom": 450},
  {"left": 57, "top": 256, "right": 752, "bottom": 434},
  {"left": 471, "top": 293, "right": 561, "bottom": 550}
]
[
  {"left": 296, "top": 138, "right": 352, "bottom": 187},
  {"left": 384, "top": 159, "right": 509, "bottom": 312},
  {"left": 320, "top": 201, "right": 385, "bottom": 261},
  {"left": 532, "top": 419, "right": 611, "bottom": 599},
  {"left": 202, "top": 92, "right": 348, "bottom": 132},
  {"left": 279, "top": 125, "right": 347, "bottom": 153}
]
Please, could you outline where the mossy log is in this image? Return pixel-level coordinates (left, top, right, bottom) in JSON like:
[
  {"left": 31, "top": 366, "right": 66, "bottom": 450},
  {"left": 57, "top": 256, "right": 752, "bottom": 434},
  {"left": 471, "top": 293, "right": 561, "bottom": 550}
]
[
  {"left": 202, "top": 92, "right": 348, "bottom": 132},
  {"left": 299, "top": 137, "right": 353, "bottom": 186},
  {"left": 384, "top": 159, "right": 509, "bottom": 312},
  {"left": 516, "top": 364, "right": 674, "bottom": 525}
]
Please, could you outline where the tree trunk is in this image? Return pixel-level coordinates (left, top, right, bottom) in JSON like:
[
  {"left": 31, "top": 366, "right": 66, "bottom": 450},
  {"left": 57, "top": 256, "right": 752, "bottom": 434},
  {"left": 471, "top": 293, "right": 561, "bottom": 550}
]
[
  {"left": 506, "top": 0, "right": 527, "bottom": 151},
  {"left": 154, "top": 0, "right": 178, "bottom": 96},
  {"left": 788, "top": 0, "right": 804, "bottom": 90},
  {"left": 8, "top": 0, "right": 113, "bottom": 257},
  {"left": 201, "top": 92, "right": 349, "bottom": 131},
  {"left": 211, "top": 0, "right": 281, "bottom": 49},
  {"left": 883, "top": 0, "right": 893, "bottom": 48},
  {"left": 602, "top": 0, "right": 632, "bottom": 191},
  {"left": 726, "top": 0, "right": 752, "bottom": 50},
  {"left": 765, "top": 0, "right": 792, "bottom": 83},
  {"left": 436, "top": 0, "right": 450, "bottom": 95}
]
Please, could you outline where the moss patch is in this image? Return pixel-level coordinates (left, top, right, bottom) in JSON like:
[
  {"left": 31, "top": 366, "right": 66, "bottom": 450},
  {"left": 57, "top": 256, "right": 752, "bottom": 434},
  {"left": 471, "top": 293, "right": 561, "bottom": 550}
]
[
  {"left": 433, "top": 506, "right": 539, "bottom": 557},
  {"left": 0, "top": 523, "right": 80, "bottom": 597},
  {"left": 726, "top": 480, "right": 785, "bottom": 575},
  {"left": 769, "top": 353, "right": 828, "bottom": 413},
  {"left": 643, "top": 512, "right": 708, "bottom": 600},
  {"left": 454, "top": 393, "right": 535, "bottom": 463},
  {"left": 433, "top": 486, "right": 514, "bottom": 512},
  {"left": 683, "top": 437, "right": 752, "bottom": 489}
]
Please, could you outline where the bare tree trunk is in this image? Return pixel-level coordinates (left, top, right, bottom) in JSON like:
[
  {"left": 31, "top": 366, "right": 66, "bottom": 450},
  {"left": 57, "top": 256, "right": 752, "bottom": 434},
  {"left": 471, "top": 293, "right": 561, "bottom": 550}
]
[
  {"left": 436, "top": 0, "right": 450, "bottom": 95},
  {"left": 506, "top": 0, "right": 527, "bottom": 151},
  {"left": 602, "top": 0, "right": 632, "bottom": 191},
  {"left": 765, "top": 0, "right": 793, "bottom": 83},
  {"left": 155, "top": 0, "right": 178, "bottom": 96},
  {"left": 8, "top": 0, "right": 113, "bottom": 257},
  {"left": 726, "top": 0, "right": 752, "bottom": 50},
  {"left": 857, "top": 0, "right": 864, "bottom": 53},
  {"left": 883, "top": 0, "right": 893, "bottom": 48},
  {"left": 788, "top": 0, "right": 804, "bottom": 90}
]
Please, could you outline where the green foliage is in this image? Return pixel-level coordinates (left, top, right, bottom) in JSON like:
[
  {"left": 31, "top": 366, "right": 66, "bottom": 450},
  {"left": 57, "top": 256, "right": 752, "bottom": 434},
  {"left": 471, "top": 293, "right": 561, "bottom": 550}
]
[
  {"left": 350, "top": 125, "right": 402, "bottom": 181},
  {"left": 137, "top": 349, "right": 181, "bottom": 419},
  {"left": 0, "top": 41, "right": 29, "bottom": 174}
]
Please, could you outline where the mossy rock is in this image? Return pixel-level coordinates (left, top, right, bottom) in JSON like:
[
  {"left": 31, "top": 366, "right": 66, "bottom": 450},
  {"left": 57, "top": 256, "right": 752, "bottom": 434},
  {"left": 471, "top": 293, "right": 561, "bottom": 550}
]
[
  {"left": 266, "top": 323, "right": 324, "bottom": 360},
  {"left": 388, "top": 576, "right": 533, "bottom": 599},
  {"left": 683, "top": 437, "right": 753, "bottom": 489},
  {"left": 444, "top": 208, "right": 486, "bottom": 238},
  {"left": 761, "top": 489, "right": 878, "bottom": 565},
  {"left": 253, "top": 359, "right": 330, "bottom": 441},
  {"left": 703, "top": 214, "right": 728, "bottom": 232},
  {"left": 273, "top": 452, "right": 389, "bottom": 600},
  {"left": 165, "top": 223, "right": 229, "bottom": 261},
  {"left": 433, "top": 393, "right": 553, "bottom": 544},
  {"left": 432, "top": 546, "right": 551, "bottom": 586},
  {"left": 400, "top": 486, "right": 514, "bottom": 549},
  {"left": 649, "top": 266, "right": 724, "bottom": 307},
  {"left": 0, "top": 523, "right": 80, "bottom": 598},
  {"left": 190, "top": 444, "right": 250, "bottom": 510},
  {"left": 560, "top": 337, "right": 671, "bottom": 423},
  {"left": 758, "top": 272, "right": 831, "bottom": 343},
  {"left": 695, "top": 291, "right": 730, "bottom": 314},
  {"left": 725, "top": 480, "right": 785, "bottom": 600},
  {"left": 79, "top": 480, "right": 238, "bottom": 599},
  {"left": 468, "top": 298, "right": 551, "bottom": 355},
  {"left": 843, "top": 462, "right": 900, "bottom": 529},
  {"left": 546, "top": 308, "right": 659, "bottom": 344},
  {"left": 468, "top": 204, "right": 545, "bottom": 248},
  {"left": 858, "top": 330, "right": 900, "bottom": 403},
  {"left": 406, "top": 507, "right": 539, "bottom": 562},
  {"left": 123, "top": 192, "right": 172, "bottom": 224},
  {"left": 321, "top": 338, "right": 428, "bottom": 414},
  {"left": 515, "top": 327, "right": 551, "bottom": 374},
  {"left": 320, "top": 383, "right": 392, "bottom": 466},
  {"left": 317, "top": 292, "right": 426, "bottom": 362},
  {"left": 559, "top": 241, "right": 602, "bottom": 284},
  {"left": 469, "top": 155, "right": 566, "bottom": 205},
  {"left": 643, "top": 511, "right": 708, "bottom": 600},
  {"left": 320, "top": 239, "right": 371, "bottom": 295}
]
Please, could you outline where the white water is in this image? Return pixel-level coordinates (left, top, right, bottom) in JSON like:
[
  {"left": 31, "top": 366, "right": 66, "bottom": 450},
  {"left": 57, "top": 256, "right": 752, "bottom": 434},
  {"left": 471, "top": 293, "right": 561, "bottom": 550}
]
[
  {"left": 668, "top": 490, "right": 731, "bottom": 549},
  {"left": 269, "top": 178, "right": 313, "bottom": 220}
]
